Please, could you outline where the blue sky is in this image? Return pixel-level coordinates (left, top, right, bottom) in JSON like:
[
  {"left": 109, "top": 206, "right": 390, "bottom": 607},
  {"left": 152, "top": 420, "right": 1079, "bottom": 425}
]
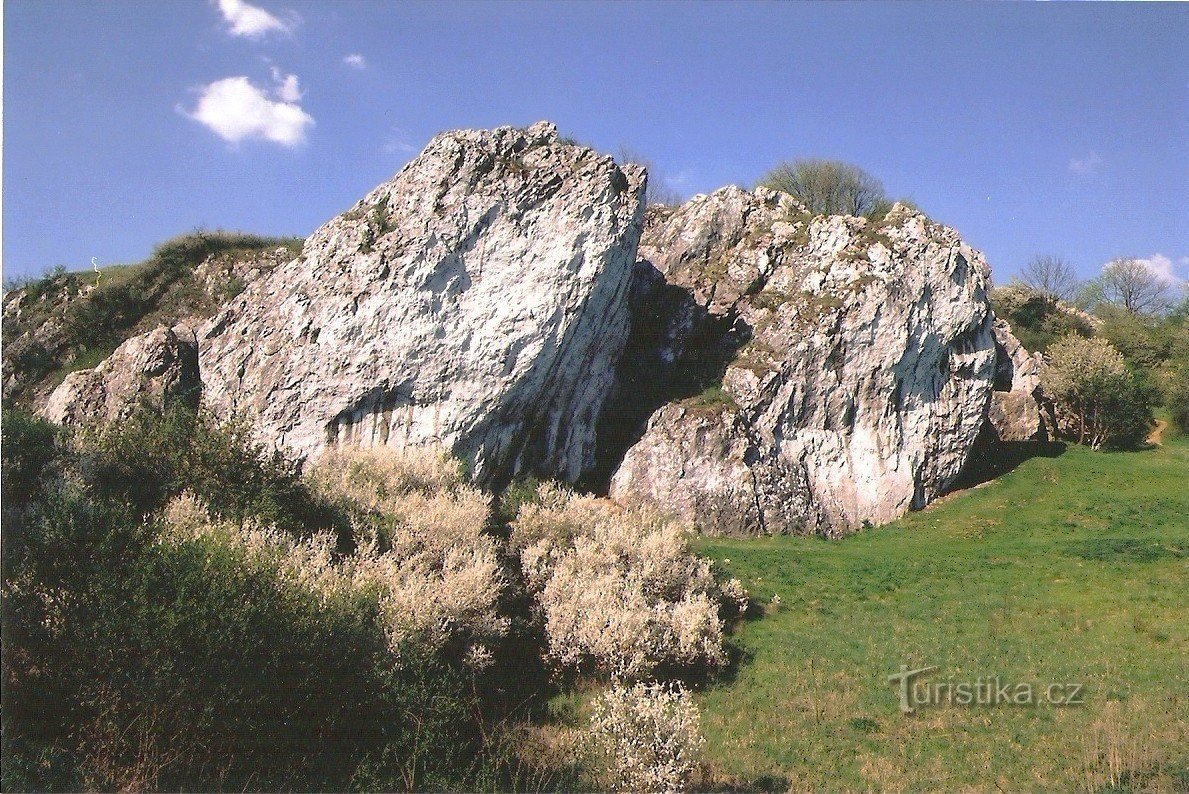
[{"left": 4, "top": 1, "right": 1187, "bottom": 285}]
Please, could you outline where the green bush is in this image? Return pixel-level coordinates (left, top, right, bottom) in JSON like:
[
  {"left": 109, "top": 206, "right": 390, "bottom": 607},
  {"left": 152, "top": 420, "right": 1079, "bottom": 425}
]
[
  {"left": 78, "top": 405, "right": 342, "bottom": 543},
  {"left": 1, "top": 410, "right": 59, "bottom": 508},
  {"left": 989, "top": 286, "right": 1095, "bottom": 353},
  {"left": 759, "top": 159, "right": 887, "bottom": 217},
  {"left": 1042, "top": 335, "right": 1158, "bottom": 450},
  {"left": 3, "top": 488, "right": 487, "bottom": 791},
  {"left": 1, "top": 409, "right": 499, "bottom": 792}
]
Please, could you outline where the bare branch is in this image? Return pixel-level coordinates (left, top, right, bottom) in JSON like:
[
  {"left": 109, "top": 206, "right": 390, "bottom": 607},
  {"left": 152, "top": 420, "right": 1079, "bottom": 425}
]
[
  {"left": 758, "top": 158, "right": 887, "bottom": 217},
  {"left": 1019, "top": 255, "right": 1081, "bottom": 302}
]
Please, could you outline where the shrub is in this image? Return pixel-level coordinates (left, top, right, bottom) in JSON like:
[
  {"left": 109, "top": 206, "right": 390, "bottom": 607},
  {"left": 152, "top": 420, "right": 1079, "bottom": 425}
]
[
  {"left": 1168, "top": 377, "right": 1189, "bottom": 436},
  {"left": 2, "top": 421, "right": 496, "bottom": 791},
  {"left": 78, "top": 405, "right": 340, "bottom": 541},
  {"left": 1096, "top": 304, "right": 1172, "bottom": 370},
  {"left": 303, "top": 447, "right": 510, "bottom": 659},
  {"left": 588, "top": 682, "right": 705, "bottom": 793},
  {"left": 1, "top": 409, "right": 60, "bottom": 509},
  {"left": 759, "top": 159, "right": 886, "bottom": 218},
  {"left": 512, "top": 484, "right": 728, "bottom": 680},
  {"left": 1042, "top": 335, "right": 1157, "bottom": 449},
  {"left": 990, "top": 285, "right": 1096, "bottom": 353}
]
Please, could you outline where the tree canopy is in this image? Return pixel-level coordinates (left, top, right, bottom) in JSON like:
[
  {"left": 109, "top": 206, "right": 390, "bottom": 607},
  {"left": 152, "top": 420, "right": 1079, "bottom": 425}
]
[{"left": 758, "top": 159, "right": 887, "bottom": 217}]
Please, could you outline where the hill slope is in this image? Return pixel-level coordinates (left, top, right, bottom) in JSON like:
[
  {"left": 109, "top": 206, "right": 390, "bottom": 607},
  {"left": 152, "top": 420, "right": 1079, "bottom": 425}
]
[{"left": 2, "top": 232, "right": 300, "bottom": 409}]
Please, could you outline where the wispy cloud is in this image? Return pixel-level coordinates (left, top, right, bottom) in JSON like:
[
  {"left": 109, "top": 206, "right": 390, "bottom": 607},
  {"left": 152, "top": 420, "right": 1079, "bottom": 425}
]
[
  {"left": 1068, "top": 151, "right": 1103, "bottom": 175},
  {"left": 383, "top": 127, "right": 418, "bottom": 155},
  {"left": 668, "top": 169, "right": 694, "bottom": 188},
  {"left": 183, "top": 73, "right": 313, "bottom": 147},
  {"left": 215, "top": 0, "right": 292, "bottom": 39},
  {"left": 343, "top": 53, "right": 367, "bottom": 70}
]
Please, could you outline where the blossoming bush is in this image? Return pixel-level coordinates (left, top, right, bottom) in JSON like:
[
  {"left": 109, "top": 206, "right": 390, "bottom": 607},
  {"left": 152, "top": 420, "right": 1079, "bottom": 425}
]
[
  {"left": 588, "top": 682, "right": 705, "bottom": 793},
  {"left": 307, "top": 447, "right": 509, "bottom": 660},
  {"left": 166, "top": 445, "right": 511, "bottom": 663},
  {"left": 511, "top": 483, "right": 734, "bottom": 680}
]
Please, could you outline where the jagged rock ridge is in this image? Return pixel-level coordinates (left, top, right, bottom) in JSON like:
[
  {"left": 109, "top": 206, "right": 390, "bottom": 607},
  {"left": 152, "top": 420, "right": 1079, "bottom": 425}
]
[
  {"left": 607, "top": 187, "right": 999, "bottom": 535},
  {"left": 198, "top": 121, "right": 645, "bottom": 485},
  {"left": 35, "top": 121, "right": 1040, "bottom": 535}
]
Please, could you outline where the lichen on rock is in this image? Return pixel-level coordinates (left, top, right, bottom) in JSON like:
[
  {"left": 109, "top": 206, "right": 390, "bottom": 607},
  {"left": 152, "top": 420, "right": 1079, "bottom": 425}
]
[
  {"left": 199, "top": 121, "right": 646, "bottom": 486},
  {"left": 608, "top": 191, "right": 999, "bottom": 535}
]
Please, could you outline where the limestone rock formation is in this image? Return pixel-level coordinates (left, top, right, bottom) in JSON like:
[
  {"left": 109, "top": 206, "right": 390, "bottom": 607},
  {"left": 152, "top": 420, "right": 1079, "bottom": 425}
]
[
  {"left": 41, "top": 324, "right": 200, "bottom": 426},
  {"left": 199, "top": 121, "right": 645, "bottom": 485},
  {"left": 987, "top": 319, "right": 1044, "bottom": 442},
  {"left": 608, "top": 188, "right": 998, "bottom": 535}
]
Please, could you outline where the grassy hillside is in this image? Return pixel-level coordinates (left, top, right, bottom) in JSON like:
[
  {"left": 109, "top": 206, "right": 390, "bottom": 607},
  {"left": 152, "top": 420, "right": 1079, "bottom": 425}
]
[
  {"left": 1, "top": 231, "right": 301, "bottom": 408},
  {"left": 694, "top": 431, "right": 1188, "bottom": 790}
]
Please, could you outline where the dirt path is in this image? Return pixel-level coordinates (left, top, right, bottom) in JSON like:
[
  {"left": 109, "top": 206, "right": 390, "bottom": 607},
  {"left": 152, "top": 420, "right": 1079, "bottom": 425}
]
[{"left": 1147, "top": 419, "right": 1167, "bottom": 446}]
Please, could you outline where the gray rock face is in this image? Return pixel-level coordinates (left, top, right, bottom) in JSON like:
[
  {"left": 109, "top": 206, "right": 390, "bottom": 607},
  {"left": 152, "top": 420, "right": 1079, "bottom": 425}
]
[
  {"left": 987, "top": 319, "right": 1044, "bottom": 442},
  {"left": 42, "top": 324, "right": 199, "bottom": 426},
  {"left": 609, "top": 188, "right": 998, "bottom": 535},
  {"left": 200, "top": 121, "right": 645, "bottom": 484}
]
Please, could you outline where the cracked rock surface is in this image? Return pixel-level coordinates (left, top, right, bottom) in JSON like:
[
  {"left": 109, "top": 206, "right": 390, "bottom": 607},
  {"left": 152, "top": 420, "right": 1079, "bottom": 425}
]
[
  {"left": 608, "top": 188, "right": 998, "bottom": 535},
  {"left": 42, "top": 324, "right": 200, "bottom": 427},
  {"left": 199, "top": 121, "right": 645, "bottom": 485}
]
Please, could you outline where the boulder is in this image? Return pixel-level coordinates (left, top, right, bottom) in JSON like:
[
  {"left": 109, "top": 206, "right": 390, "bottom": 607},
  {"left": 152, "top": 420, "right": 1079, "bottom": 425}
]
[
  {"left": 41, "top": 324, "right": 200, "bottom": 426},
  {"left": 987, "top": 318, "right": 1044, "bottom": 442},
  {"left": 609, "top": 190, "right": 998, "bottom": 535},
  {"left": 199, "top": 122, "right": 645, "bottom": 485}
]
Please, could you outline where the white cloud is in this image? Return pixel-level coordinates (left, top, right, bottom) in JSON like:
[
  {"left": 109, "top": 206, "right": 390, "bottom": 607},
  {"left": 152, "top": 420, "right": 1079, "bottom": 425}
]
[
  {"left": 1134, "top": 253, "right": 1187, "bottom": 286},
  {"left": 1068, "top": 151, "right": 1103, "bottom": 175},
  {"left": 384, "top": 127, "right": 418, "bottom": 155},
  {"left": 184, "top": 74, "right": 313, "bottom": 147},
  {"left": 269, "top": 66, "right": 302, "bottom": 102},
  {"left": 215, "top": 0, "right": 291, "bottom": 38},
  {"left": 343, "top": 53, "right": 367, "bottom": 70}
]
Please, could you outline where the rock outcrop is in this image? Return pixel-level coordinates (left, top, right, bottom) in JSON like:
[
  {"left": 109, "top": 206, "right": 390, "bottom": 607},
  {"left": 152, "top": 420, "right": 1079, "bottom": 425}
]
[
  {"left": 29, "top": 122, "right": 1016, "bottom": 536},
  {"left": 987, "top": 319, "right": 1044, "bottom": 442},
  {"left": 42, "top": 324, "right": 200, "bottom": 426},
  {"left": 199, "top": 122, "right": 645, "bottom": 485},
  {"left": 608, "top": 188, "right": 998, "bottom": 535}
]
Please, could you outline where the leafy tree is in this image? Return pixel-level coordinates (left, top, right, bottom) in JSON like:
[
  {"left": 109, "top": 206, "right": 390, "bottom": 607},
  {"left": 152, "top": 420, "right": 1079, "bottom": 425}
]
[
  {"left": 758, "top": 159, "right": 887, "bottom": 217},
  {"left": 1017, "top": 255, "right": 1081, "bottom": 302},
  {"left": 1096, "top": 304, "right": 1172, "bottom": 371},
  {"left": 1042, "top": 335, "right": 1156, "bottom": 449}
]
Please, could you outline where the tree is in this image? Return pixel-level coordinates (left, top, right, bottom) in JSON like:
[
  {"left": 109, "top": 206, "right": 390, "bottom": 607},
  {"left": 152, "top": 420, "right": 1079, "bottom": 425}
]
[
  {"left": 1042, "top": 335, "right": 1156, "bottom": 449},
  {"left": 758, "top": 159, "right": 887, "bottom": 217},
  {"left": 1091, "top": 258, "right": 1175, "bottom": 315},
  {"left": 1018, "top": 255, "right": 1080, "bottom": 302},
  {"left": 616, "top": 146, "right": 684, "bottom": 207}
]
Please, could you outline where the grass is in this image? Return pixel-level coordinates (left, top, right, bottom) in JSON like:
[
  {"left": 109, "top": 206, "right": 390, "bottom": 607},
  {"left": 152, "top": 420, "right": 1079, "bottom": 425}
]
[
  {"left": 2, "top": 231, "right": 302, "bottom": 407},
  {"left": 693, "top": 435, "right": 1189, "bottom": 791}
]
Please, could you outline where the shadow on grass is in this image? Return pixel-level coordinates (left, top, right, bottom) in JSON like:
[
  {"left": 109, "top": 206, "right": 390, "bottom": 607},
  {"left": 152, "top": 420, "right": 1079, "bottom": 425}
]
[{"left": 949, "top": 422, "right": 1067, "bottom": 492}]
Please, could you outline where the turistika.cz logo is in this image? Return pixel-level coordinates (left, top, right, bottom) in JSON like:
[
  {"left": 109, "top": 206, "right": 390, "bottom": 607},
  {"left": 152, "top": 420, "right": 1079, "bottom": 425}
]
[{"left": 887, "top": 665, "right": 1085, "bottom": 714}]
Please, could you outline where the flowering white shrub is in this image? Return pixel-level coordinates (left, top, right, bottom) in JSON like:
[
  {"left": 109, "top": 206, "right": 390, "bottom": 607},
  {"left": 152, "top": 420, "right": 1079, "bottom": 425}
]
[
  {"left": 588, "top": 682, "right": 705, "bottom": 793},
  {"left": 719, "top": 577, "right": 750, "bottom": 618},
  {"left": 162, "top": 446, "right": 510, "bottom": 662},
  {"left": 512, "top": 485, "right": 730, "bottom": 680},
  {"left": 305, "top": 446, "right": 467, "bottom": 508}
]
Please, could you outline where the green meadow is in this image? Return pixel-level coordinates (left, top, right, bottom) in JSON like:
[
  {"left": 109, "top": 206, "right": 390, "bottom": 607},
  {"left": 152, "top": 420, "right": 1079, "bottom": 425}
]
[{"left": 693, "top": 432, "right": 1188, "bottom": 791}]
